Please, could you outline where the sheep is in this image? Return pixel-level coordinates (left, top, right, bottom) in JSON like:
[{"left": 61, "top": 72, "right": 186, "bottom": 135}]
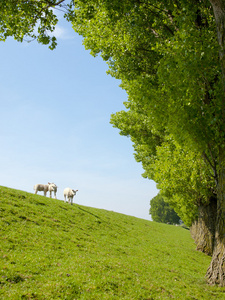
[
  {"left": 33, "top": 182, "right": 57, "bottom": 199},
  {"left": 63, "top": 188, "right": 78, "bottom": 205},
  {"left": 48, "top": 182, "right": 57, "bottom": 199},
  {"left": 33, "top": 183, "right": 49, "bottom": 196}
]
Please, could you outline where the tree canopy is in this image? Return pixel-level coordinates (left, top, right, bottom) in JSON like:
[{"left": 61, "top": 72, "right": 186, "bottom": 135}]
[{"left": 70, "top": 0, "right": 222, "bottom": 193}]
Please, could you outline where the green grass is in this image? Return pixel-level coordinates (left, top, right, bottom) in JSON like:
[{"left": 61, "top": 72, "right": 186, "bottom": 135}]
[{"left": 0, "top": 186, "right": 224, "bottom": 299}]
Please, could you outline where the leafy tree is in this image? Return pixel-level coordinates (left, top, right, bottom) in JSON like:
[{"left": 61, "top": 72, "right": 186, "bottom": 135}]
[
  {"left": 1, "top": 0, "right": 225, "bottom": 285},
  {"left": 150, "top": 194, "right": 180, "bottom": 225},
  {"left": 110, "top": 110, "right": 216, "bottom": 225},
  {"left": 111, "top": 106, "right": 217, "bottom": 253},
  {"left": 153, "top": 139, "right": 216, "bottom": 226}
]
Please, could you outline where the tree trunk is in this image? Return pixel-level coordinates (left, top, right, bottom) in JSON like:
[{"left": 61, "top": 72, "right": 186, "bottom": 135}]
[
  {"left": 190, "top": 197, "right": 217, "bottom": 256},
  {"left": 206, "top": 151, "right": 225, "bottom": 285},
  {"left": 209, "top": 0, "right": 225, "bottom": 83}
]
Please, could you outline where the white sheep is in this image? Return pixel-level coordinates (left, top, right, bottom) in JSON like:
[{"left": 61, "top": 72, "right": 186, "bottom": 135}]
[
  {"left": 63, "top": 188, "right": 78, "bottom": 205},
  {"left": 33, "top": 183, "right": 49, "bottom": 196},
  {"left": 48, "top": 182, "right": 57, "bottom": 199},
  {"left": 33, "top": 182, "right": 57, "bottom": 199}
]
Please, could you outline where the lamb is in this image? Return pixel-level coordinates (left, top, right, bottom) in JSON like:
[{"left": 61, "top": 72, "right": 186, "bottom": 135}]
[
  {"left": 33, "top": 183, "right": 49, "bottom": 196},
  {"left": 48, "top": 182, "right": 57, "bottom": 199},
  {"left": 33, "top": 182, "right": 57, "bottom": 199},
  {"left": 63, "top": 188, "right": 78, "bottom": 205}
]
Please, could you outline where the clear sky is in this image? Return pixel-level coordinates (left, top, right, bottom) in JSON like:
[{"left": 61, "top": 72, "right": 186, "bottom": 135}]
[{"left": 0, "top": 12, "right": 158, "bottom": 220}]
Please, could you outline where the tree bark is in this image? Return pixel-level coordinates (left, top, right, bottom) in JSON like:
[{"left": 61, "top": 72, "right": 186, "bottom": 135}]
[
  {"left": 209, "top": 0, "right": 225, "bottom": 83},
  {"left": 206, "top": 0, "right": 225, "bottom": 286},
  {"left": 190, "top": 197, "right": 217, "bottom": 256},
  {"left": 206, "top": 151, "right": 225, "bottom": 285}
]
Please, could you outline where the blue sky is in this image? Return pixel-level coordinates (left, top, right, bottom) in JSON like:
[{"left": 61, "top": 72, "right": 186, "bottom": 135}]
[{"left": 0, "top": 13, "right": 158, "bottom": 220}]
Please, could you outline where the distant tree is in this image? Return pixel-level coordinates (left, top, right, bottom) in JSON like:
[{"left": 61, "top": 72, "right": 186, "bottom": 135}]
[{"left": 150, "top": 194, "right": 180, "bottom": 225}]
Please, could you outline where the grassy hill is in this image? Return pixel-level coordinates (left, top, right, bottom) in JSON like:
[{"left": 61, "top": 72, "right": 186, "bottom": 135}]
[{"left": 0, "top": 186, "right": 224, "bottom": 299}]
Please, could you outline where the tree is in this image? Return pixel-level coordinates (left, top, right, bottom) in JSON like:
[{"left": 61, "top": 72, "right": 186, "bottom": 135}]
[
  {"left": 111, "top": 107, "right": 217, "bottom": 255},
  {"left": 153, "top": 138, "right": 217, "bottom": 256},
  {"left": 1, "top": 0, "right": 225, "bottom": 285},
  {"left": 150, "top": 194, "right": 181, "bottom": 224}
]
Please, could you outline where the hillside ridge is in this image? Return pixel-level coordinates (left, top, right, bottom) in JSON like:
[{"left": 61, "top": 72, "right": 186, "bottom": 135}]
[{"left": 1, "top": 186, "right": 224, "bottom": 299}]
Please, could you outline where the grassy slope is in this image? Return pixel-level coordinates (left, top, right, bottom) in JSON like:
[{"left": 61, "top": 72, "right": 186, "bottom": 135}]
[{"left": 0, "top": 186, "right": 224, "bottom": 299}]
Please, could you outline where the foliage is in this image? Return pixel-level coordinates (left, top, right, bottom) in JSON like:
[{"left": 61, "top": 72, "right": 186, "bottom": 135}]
[
  {"left": 0, "top": 0, "right": 73, "bottom": 49},
  {"left": 153, "top": 138, "right": 216, "bottom": 226},
  {"left": 110, "top": 108, "right": 216, "bottom": 225},
  {"left": 1, "top": 186, "right": 225, "bottom": 299},
  {"left": 68, "top": 0, "right": 222, "bottom": 226},
  {"left": 150, "top": 194, "right": 181, "bottom": 224}
]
